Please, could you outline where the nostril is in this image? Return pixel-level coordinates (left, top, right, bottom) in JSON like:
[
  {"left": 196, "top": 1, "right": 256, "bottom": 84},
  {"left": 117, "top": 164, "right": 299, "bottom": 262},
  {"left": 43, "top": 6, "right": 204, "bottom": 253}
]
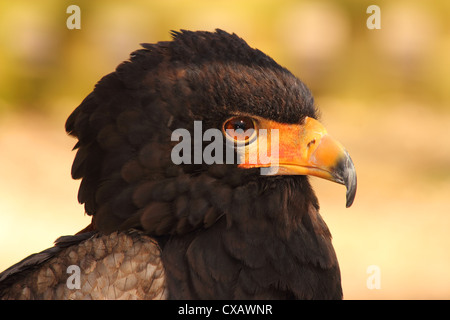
[{"left": 307, "top": 139, "right": 316, "bottom": 149}]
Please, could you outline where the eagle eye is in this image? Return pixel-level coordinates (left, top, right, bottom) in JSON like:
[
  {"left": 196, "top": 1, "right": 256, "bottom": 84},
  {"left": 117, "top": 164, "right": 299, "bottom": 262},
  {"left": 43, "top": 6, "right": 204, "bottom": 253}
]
[{"left": 223, "top": 116, "right": 256, "bottom": 144}]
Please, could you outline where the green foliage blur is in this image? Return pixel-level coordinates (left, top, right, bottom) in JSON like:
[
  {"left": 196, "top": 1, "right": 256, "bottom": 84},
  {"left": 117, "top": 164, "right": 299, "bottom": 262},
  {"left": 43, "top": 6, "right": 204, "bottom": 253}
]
[{"left": 0, "top": 0, "right": 449, "bottom": 116}]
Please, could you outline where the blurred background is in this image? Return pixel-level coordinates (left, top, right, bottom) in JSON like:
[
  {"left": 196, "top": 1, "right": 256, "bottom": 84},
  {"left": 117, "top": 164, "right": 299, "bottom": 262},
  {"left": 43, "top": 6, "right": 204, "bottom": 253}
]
[{"left": 0, "top": 0, "right": 449, "bottom": 299}]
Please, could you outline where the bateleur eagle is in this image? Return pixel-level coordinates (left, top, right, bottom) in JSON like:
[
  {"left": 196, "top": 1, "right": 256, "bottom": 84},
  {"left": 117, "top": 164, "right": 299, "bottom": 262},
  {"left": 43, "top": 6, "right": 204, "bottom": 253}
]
[{"left": 0, "top": 29, "right": 356, "bottom": 300}]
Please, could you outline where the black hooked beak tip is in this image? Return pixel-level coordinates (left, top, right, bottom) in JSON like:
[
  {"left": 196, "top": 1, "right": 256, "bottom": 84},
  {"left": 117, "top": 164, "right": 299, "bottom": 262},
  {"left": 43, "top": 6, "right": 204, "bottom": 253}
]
[{"left": 332, "top": 151, "right": 357, "bottom": 208}]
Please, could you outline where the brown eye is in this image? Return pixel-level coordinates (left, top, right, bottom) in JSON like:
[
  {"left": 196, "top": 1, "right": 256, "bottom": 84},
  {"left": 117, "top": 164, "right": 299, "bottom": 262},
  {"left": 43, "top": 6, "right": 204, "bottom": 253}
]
[{"left": 223, "top": 116, "right": 256, "bottom": 143}]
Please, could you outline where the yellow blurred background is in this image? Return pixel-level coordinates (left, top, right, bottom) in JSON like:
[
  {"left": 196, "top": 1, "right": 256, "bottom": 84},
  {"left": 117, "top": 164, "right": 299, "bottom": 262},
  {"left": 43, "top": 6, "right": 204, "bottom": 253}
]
[{"left": 0, "top": 0, "right": 449, "bottom": 299}]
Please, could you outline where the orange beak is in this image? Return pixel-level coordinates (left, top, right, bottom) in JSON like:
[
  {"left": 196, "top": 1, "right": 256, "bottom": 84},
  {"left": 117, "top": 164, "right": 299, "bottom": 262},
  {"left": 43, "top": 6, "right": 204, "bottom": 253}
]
[{"left": 238, "top": 116, "right": 357, "bottom": 207}]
